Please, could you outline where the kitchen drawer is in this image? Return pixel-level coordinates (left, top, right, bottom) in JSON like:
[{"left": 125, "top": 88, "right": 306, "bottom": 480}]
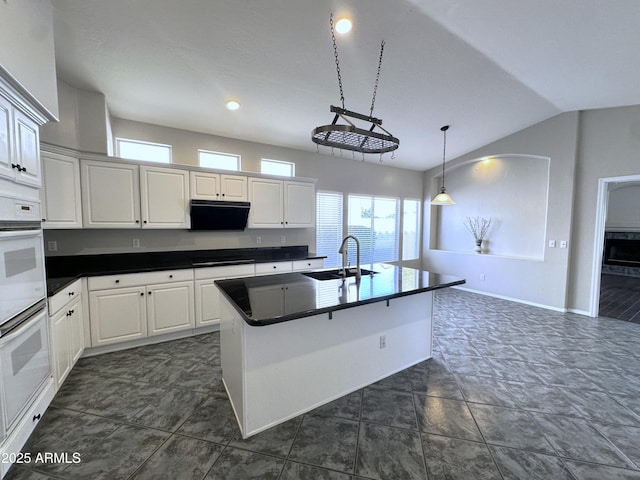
[
  {"left": 48, "top": 279, "right": 82, "bottom": 315},
  {"left": 194, "top": 263, "right": 255, "bottom": 280},
  {"left": 254, "top": 261, "right": 293, "bottom": 276},
  {"left": 292, "top": 258, "right": 324, "bottom": 272},
  {"left": 88, "top": 269, "right": 193, "bottom": 291}
]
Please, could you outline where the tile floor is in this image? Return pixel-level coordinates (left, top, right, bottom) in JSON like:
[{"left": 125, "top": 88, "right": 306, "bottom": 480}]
[{"left": 6, "top": 289, "right": 640, "bottom": 479}]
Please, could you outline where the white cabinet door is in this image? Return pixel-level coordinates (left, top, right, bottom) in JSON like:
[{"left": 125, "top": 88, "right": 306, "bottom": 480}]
[
  {"left": 68, "top": 297, "right": 84, "bottom": 363},
  {"left": 89, "top": 286, "right": 147, "bottom": 346},
  {"left": 140, "top": 166, "right": 190, "bottom": 228},
  {"left": 41, "top": 153, "right": 82, "bottom": 228},
  {"left": 147, "top": 281, "right": 195, "bottom": 335},
  {"left": 195, "top": 280, "right": 221, "bottom": 327},
  {"left": 13, "top": 109, "right": 41, "bottom": 187},
  {"left": 284, "top": 181, "right": 315, "bottom": 228},
  {"left": 50, "top": 309, "right": 71, "bottom": 388},
  {"left": 221, "top": 174, "right": 247, "bottom": 201},
  {"left": 0, "top": 95, "right": 13, "bottom": 181},
  {"left": 81, "top": 160, "right": 141, "bottom": 228},
  {"left": 190, "top": 171, "right": 220, "bottom": 200},
  {"left": 248, "top": 177, "right": 283, "bottom": 228}
]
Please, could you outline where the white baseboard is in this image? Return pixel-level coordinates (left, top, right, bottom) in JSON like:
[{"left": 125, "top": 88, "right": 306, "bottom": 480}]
[{"left": 452, "top": 286, "right": 568, "bottom": 313}]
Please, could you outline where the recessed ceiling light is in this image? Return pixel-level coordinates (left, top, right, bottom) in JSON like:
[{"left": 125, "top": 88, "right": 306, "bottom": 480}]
[
  {"left": 225, "top": 100, "right": 240, "bottom": 111},
  {"left": 335, "top": 18, "right": 352, "bottom": 34}
]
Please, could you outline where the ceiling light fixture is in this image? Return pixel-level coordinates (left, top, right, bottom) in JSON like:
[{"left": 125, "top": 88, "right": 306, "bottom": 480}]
[
  {"left": 311, "top": 13, "right": 399, "bottom": 158},
  {"left": 225, "top": 100, "right": 240, "bottom": 111},
  {"left": 335, "top": 17, "right": 352, "bottom": 34},
  {"left": 431, "top": 125, "right": 456, "bottom": 205}
]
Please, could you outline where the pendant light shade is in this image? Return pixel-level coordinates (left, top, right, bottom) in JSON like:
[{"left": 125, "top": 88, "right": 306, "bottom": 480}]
[{"left": 431, "top": 125, "right": 456, "bottom": 205}]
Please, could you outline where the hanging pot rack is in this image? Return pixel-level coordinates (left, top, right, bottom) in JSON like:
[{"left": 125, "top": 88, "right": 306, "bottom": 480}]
[{"left": 311, "top": 14, "right": 399, "bottom": 156}]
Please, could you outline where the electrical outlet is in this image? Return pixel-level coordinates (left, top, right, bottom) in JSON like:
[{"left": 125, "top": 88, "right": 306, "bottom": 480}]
[
  {"left": 47, "top": 240, "right": 57, "bottom": 252},
  {"left": 379, "top": 335, "right": 386, "bottom": 349},
  {"left": 548, "top": 240, "right": 556, "bottom": 248},
  {"left": 256, "top": 236, "right": 261, "bottom": 244},
  {"left": 480, "top": 273, "right": 486, "bottom": 281},
  {"left": 560, "top": 240, "right": 568, "bottom": 248},
  {"left": 132, "top": 238, "right": 140, "bottom": 248},
  {"left": 281, "top": 235, "right": 286, "bottom": 243}
]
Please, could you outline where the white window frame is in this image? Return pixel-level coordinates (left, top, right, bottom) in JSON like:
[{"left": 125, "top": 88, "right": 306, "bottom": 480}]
[
  {"left": 402, "top": 198, "right": 421, "bottom": 261},
  {"left": 115, "top": 137, "right": 172, "bottom": 164},
  {"left": 198, "top": 149, "right": 241, "bottom": 171},
  {"left": 261, "top": 158, "right": 295, "bottom": 177},
  {"left": 315, "top": 191, "right": 344, "bottom": 268}
]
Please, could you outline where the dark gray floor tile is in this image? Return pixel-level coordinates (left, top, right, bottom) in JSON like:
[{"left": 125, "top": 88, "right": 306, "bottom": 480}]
[
  {"left": 312, "top": 390, "right": 362, "bottom": 421},
  {"left": 562, "top": 389, "right": 640, "bottom": 426},
  {"left": 165, "top": 363, "right": 225, "bottom": 394},
  {"left": 530, "top": 364, "right": 597, "bottom": 389},
  {"left": 564, "top": 459, "right": 640, "bottom": 480},
  {"left": 407, "top": 370, "right": 464, "bottom": 399},
  {"left": 613, "top": 393, "right": 640, "bottom": 418},
  {"left": 21, "top": 407, "right": 122, "bottom": 475},
  {"left": 229, "top": 416, "right": 302, "bottom": 457},
  {"left": 485, "top": 358, "right": 548, "bottom": 384},
  {"left": 129, "top": 434, "right": 223, "bottom": 479},
  {"left": 74, "top": 350, "right": 169, "bottom": 380},
  {"left": 280, "top": 461, "right": 353, "bottom": 480},
  {"left": 288, "top": 415, "right": 358, "bottom": 472},
  {"left": 368, "top": 370, "right": 412, "bottom": 393},
  {"left": 137, "top": 357, "right": 196, "bottom": 385},
  {"left": 204, "top": 447, "right": 284, "bottom": 479},
  {"left": 409, "top": 355, "right": 450, "bottom": 376},
  {"left": 176, "top": 394, "right": 240, "bottom": 444},
  {"left": 129, "top": 387, "right": 208, "bottom": 431},
  {"left": 421, "top": 433, "right": 501, "bottom": 480},
  {"left": 505, "top": 382, "right": 579, "bottom": 416},
  {"left": 360, "top": 388, "right": 417, "bottom": 430},
  {"left": 469, "top": 404, "right": 555, "bottom": 454},
  {"left": 356, "top": 422, "right": 426, "bottom": 480},
  {"left": 61, "top": 424, "right": 169, "bottom": 480},
  {"left": 456, "top": 374, "right": 518, "bottom": 407},
  {"left": 489, "top": 446, "right": 575, "bottom": 480},
  {"left": 413, "top": 394, "right": 483, "bottom": 441},
  {"left": 4, "top": 466, "right": 59, "bottom": 480},
  {"left": 533, "top": 413, "right": 635, "bottom": 468},
  {"left": 596, "top": 423, "right": 640, "bottom": 469},
  {"left": 442, "top": 354, "right": 494, "bottom": 377}
]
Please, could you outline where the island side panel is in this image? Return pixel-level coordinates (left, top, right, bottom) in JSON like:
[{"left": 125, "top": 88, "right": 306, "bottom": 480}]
[
  {"left": 238, "top": 291, "right": 433, "bottom": 437},
  {"left": 219, "top": 298, "right": 247, "bottom": 436}
]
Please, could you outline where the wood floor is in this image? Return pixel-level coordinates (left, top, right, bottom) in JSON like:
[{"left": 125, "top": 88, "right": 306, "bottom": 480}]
[{"left": 599, "top": 274, "right": 640, "bottom": 323}]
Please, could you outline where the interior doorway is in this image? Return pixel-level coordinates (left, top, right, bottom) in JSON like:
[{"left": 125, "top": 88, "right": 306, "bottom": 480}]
[{"left": 591, "top": 174, "right": 640, "bottom": 319}]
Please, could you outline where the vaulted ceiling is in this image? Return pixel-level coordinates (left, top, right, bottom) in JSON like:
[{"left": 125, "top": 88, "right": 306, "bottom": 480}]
[{"left": 51, "top": 0, "right": 640, "bottom": 170}]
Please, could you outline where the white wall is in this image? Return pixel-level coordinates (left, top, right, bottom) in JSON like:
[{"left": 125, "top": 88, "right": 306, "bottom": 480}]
[
  {"left": 423, "top": 112, "right": 579, "bottom": 311},
  {"left": 0, "top": 0, "right": 58, "bottom": 118}
]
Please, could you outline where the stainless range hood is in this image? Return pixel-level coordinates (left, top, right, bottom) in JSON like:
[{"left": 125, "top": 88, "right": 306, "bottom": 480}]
[{"left": 189, "top": 200, "right": 250, "bottom": 231}]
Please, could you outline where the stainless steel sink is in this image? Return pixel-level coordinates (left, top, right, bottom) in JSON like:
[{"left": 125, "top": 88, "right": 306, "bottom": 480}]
[{"left": 302, "top": 268, "right": 377, "bottom": 281}]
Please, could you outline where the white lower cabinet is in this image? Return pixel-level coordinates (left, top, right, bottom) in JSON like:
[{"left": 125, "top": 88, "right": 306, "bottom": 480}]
[
  {"left": 48, "top": 279, "right": 85, "bottom": 390},
  {"left": 88, "top": 269, "right": 195, "bottom": 347},
  {"left": 195, "top": 264, "right": 255, "bottom": 328}
]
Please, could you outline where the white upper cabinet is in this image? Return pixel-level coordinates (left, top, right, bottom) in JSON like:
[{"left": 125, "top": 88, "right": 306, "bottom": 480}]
[
  {"left": 140, "top": 165, "right": 190, "bottom": 228},
  {"left": 190, "top": 171, "right": 247, "bottom": 201},
  {"left": 0, "top": 95, "right": 41, "bottom": 187},
  {"left": 248, "top": 177, "right": 315, "bottom": 228},
  {"left": 81, "top": 160, "right": 190, "bottom": 229},
  {"left": 41, "top": 152, "right": 82, "bottom": 228},
  {"left": 81, "top": 160, "right": 141, "bottom": 228}
]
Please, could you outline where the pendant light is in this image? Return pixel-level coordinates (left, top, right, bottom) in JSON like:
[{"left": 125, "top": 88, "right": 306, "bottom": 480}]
[{"left": 431, "top": 125, "right": 456, "bottom": 205}]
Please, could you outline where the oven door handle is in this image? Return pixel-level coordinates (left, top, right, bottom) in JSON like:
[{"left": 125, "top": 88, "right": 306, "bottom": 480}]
[
  {"left": 0, "top": 229, "right": 42, "bottom": 239},
  {"left": 0, "top": 300, "right": 47, "bottom": 339}
]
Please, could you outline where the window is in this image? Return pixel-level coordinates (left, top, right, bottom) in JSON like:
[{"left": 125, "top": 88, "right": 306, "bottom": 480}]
[
  {"left": 402, "top": 199, "right": 421, "bottom": 260},
  {"left": 199, "top": 150, "right": 240, "bottom": 171},
  {"left": 348, "top": 195, "right": 399, "bottom": 265},
  {"left": 115, "top": 138, "right": 172, "bottom": 164},
  {"left": 316, "top": 191, "right": 343, "bottom": 268},
  {"left": 261, "top": 158, "right": 295, "bottom": 177}
]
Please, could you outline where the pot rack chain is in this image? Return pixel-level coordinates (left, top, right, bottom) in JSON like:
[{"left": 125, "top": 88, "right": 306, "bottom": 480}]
[
  {"left": 370, "top": 40, "right": 385, "bottom": 118},
  {"left": 330, "top": 13, "right": 345, "bottom": 110}
]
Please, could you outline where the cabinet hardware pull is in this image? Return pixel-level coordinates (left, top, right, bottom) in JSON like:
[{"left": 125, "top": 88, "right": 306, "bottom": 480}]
[
  {"left": 148, "top": 291, "right": 152, "bottom": 295},
  {"left": 169, "top": 275, "right": 173, "bottom": 278},
  {"left": 69, "top": 291, "right": 74, "bottom": 296},
  {"left": 273, "top": 265, "right": 277, "bottom": 269},
  {"left": 21, "top": 166, "right": 27, "bottom": 172},
  {"left": 135, "top": 220, "right": 140, "bottom": 223},
  {"left": 42, "top": 218, "right": 46, "bottom": 222},
  {"left": 11, "top": 163, "right": 18, "bottom": 169},
  {"left": 140, "top": 292, "right": 144, "bottom": 296},
  {"left": 143, "top": 220, "right": 147, "bottom": 224},
  {"left": 67, "top": 311, "right": 72, "bottom": 316},
  {"left": 33, "top": 414, "right": 41, "bottom": 421},
  {"left": 115, "top": 280, "right": 120, "bottom": 283}
]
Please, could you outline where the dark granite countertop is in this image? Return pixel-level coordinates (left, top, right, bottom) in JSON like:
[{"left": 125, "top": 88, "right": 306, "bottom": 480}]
[
  {"left": 215, "top": 263, "right": 465, "bottom": 326},
  {"left": 46, "top": 246, "right": 324, "bottom": 297}
]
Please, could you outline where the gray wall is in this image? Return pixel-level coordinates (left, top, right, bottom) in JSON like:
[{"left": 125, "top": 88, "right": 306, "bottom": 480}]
[
  {"left": 423, "top": 112, "right": 579, "bottom": 311},
  {"left": 0, "top": 0, "right": 58, "bottom": 118}
]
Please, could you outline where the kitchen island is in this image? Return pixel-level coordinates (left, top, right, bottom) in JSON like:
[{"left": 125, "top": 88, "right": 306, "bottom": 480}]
[{"left": 215, "top": 263, "right": 464, "bottom": 438}]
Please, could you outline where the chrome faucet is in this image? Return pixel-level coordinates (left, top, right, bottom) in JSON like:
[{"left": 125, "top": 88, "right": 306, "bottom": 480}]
[{"left": 338, "top": 235, "right": 361, "bottom": 282}]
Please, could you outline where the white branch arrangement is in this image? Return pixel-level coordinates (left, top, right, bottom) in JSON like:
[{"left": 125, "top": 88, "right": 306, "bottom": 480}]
[{"left": 464, "top": 216, "right": 492, "bottom": 241}]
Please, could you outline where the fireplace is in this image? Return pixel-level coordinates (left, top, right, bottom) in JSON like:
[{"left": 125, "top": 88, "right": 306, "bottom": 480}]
[{"left": 604, "top": 237, "right": 640, "bottom": 267}]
